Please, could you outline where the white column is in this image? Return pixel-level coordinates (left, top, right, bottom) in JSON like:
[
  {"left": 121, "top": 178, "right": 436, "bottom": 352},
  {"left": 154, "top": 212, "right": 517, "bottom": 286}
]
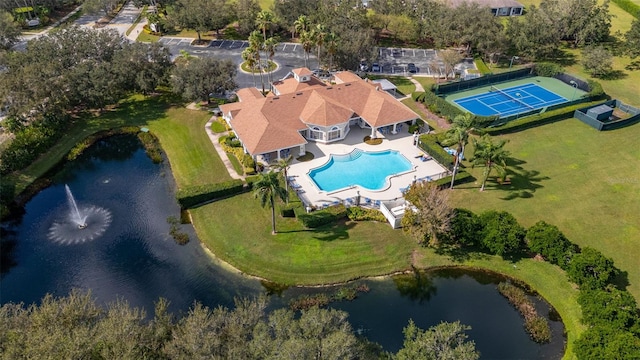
[
  {"left": 392, "top": 123, "right": 398, "bottom": 134},
  {"left": 370, "top": 126, "right": 376, "bottom": 138},
  {"left": 277, "top": 150, "right": 281, "bottom": 160},
  {"left": 299, "top": 144, "right": 305, "bottom": 156}
]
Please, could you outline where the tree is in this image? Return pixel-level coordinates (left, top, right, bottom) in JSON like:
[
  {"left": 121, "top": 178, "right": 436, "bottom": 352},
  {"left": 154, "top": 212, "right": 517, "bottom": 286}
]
[
  {"left": 396, "top": 320, "right": 479, "bottom": 360},
  {"left": 293, "top": 14, "right": 309, "bottom": 39},
  {"left": 255, "top": 10, "right": 274, "bottom": 41},
  {"left": 312, "top": 23, "right": 327, "bottom": 67},
  {"left": 505, "top": 5, "right": 561, "bottom": 60},
  {"left": 548, "top": 0, "right": 611, "bottom": 47},
  {"left": 578, "top": 286, "right": 640, "bottom": 331},
  {"left": 471, "top": 135, "right": 510, "bottom": 191},
  {"left": 242, "top": 47, "right": 258, "bottom": 88},
  {"left": 253, "top": 171, "right": 288, "bottom": 235},
  {"left": 171, "top": 0, "right": 218, "bottom": 42},
  {"left": 235, "top": 0, "right": 260, "bottom": 36},
  {"left": 118, "top": 42, "right": 172, "bottom": 95},
  {"left": 401, "top": 181, "right": 454, "bottom": 247},
  {"left": 526, "top": 221, "right": 577, "bottom": 269},
  {"left": 447, "top": 208, "right": 482, "bottom": 247},
  {"left": 263, "top": 36, "right": 278, "bottom": 84},
  {"left": 582, "top": 45, "right": 614, "bottom": 78},
  {"left": 567, "top": 247, "right": 617, "bottom": 289},
  {"left": 0, "top": 10, "right": 21, "bottom": 50},
  {"left": 626, "top": 17, "right": 640, "bottom": 59},
  {"left": 170, "top": 57, "right": 236, "bottom": 104},
  {"left": 439, "top": 50, "right": 462, "bottom": 80},
  {"left": 273, "top": 155, "right": 293, "bottom": 195},
  {"left": 82, "top": 0, "right": 120, "bottom": 15},
  {"left": 478, "top": 210, "right": 526, "bottom": 256},
  {"left": 248, "top": 30, "right": 265, "bottom": 92},
  {"left": 299, "top": 29, "right": 314, "bottom": 68},
  {"left": 324, "top": 31, "right": 339, "bottom": 71},
  {"left": 574, "top": 325, "right": 640, "bottom": 359},
  {"left": 441, "top": 113, "right": 476, "bottom": 189}
]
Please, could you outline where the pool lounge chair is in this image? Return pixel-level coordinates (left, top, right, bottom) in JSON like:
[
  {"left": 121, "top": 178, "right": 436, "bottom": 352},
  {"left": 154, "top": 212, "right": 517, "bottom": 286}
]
[{"left": 363, "top": 197, "right": 372, "bottom": 205}]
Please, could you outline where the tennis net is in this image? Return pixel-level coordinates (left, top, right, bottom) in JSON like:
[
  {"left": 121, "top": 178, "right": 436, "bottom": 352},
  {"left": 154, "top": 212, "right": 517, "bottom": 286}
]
[{"left": 490, "top": 86, "right": 534, "bottom": 110}]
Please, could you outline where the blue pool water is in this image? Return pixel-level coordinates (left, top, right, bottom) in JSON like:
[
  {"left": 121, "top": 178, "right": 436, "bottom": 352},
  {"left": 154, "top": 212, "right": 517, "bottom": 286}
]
[{"left": 308, "top": 149, "right": 412, "bottom": 192}]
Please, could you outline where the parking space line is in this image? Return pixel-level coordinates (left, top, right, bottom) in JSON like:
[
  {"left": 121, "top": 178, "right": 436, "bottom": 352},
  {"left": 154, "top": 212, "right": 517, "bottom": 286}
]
[{"left": 220, "top": 40, "right": 228, "bottom": 47}]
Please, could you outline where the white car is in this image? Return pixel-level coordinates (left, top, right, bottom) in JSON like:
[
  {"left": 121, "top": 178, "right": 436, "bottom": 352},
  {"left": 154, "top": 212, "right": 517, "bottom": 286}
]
[{"left": 371, "top": 63, "right": 381, "bottom": 72}]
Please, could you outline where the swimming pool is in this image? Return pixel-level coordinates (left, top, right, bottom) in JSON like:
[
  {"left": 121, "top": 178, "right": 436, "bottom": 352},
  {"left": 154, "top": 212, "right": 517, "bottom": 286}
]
[{"left": 308, "top": 149, "right": 412, "bottom": 192}]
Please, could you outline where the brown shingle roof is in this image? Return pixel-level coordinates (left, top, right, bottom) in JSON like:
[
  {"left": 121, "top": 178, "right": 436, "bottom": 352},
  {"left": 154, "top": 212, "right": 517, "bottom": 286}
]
[
  {"left": 272, "top": 76, "right": 327, "bottom": 95},
  {"left": 227, "top": 69, "right": 420, "bottom": 155},
  {"left": 293, "top": 67, "right": 313, "bottom": 77}
]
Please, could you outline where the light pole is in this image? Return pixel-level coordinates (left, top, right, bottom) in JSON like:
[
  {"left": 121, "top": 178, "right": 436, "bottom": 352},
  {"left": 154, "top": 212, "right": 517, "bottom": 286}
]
[
  {"left": 509, "top": 56, "right": 519, "bottom": 69},
  {"left": 570, "top": 80, "right": 578, "bottom": 101}
]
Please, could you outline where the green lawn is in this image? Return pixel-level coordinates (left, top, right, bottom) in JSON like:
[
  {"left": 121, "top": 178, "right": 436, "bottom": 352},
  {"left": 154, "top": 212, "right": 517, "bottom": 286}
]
[
  {"left": 5, "top": 94, "right": 227, "bottom": 196},
  {"left": 449, "top": 118, "right": 640, "bottom": 301},
  {"left": 190, "top": 193, "right": 415, "bottom": 285}
]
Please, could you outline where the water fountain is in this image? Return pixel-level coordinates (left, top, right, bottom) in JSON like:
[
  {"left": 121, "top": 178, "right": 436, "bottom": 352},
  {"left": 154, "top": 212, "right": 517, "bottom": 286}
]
[{"left": 47, "top": 185, "right": 112, "bottom": 245}]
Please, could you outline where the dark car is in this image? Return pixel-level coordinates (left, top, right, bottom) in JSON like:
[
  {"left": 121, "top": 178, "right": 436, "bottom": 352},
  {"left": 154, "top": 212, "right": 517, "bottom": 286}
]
[{"left": 407, "top": 63, "right": 417, "bottom": 73}]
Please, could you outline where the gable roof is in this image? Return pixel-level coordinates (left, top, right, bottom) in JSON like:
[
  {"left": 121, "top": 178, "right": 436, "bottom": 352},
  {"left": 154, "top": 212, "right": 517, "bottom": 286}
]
[{"left": 226, "top": 69, "right": 420, "bottom": 155}]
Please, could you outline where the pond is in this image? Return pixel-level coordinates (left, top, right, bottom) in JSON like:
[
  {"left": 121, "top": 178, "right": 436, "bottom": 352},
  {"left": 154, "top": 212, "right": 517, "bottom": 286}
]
[{"left": 0, "top": 135, "right": 564, "bottom": 359}]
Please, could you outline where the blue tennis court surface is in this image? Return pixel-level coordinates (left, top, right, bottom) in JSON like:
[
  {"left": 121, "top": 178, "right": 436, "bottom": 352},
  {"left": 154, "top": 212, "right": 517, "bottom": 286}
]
[{"left": 454, "top": 83, "right": 567, "bottom": 118}]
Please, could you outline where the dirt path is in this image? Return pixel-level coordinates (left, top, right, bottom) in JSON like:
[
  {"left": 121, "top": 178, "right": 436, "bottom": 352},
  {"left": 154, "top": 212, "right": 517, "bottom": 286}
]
[{"left": 415, "top": 101, "right": 451, "bottom": 131}]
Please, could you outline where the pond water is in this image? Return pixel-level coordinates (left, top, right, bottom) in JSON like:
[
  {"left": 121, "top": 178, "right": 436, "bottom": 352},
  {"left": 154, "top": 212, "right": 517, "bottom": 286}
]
[{"left": 0, "top": 135, "right": 564, "bottom": 359}]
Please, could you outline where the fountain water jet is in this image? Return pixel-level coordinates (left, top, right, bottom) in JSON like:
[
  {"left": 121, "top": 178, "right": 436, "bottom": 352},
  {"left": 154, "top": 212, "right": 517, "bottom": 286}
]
[
  {"left": 66, "top": 185, "right": 88, "bottom": 229},
  {"left": 47, "top": 185, "right": 112, "bottom": 245}
]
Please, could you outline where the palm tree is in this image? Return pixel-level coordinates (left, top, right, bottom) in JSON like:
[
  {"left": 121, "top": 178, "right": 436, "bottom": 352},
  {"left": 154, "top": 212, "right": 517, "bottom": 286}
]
[
  {"left": 324, "top": 32, "right": 339, "bottom": 71},
  {"left": 253, "top": 171, "right": 288, "bottom": 235},
  {"left": 313, "top": 24, "right": 327, "bottom": 68},
  {"left": 293, "top": 15, "right": 309, "bottom": 39},
  {"left": 264, "top": 37, "right": 278, "bottom": 85},
  {"left": 241, "top": 48, "right": 257, "bottom": 88},
  {"left": 300, "top": 30, "right": 314, "bottom": 68},
  {"left": 273, "top": 155, "right": 293, "bottom": 196},
  {"left": 255, "top": 10, "right": 274, "bottom": 42},
  {"left": 442, "top": 113, "right": 477, "bottom": 189},
  {"left": 248, "top": 30, "right": 265, "bottom": 93},
  {"left": 471, "top": 135, "right": 510, "bottom": 191}
]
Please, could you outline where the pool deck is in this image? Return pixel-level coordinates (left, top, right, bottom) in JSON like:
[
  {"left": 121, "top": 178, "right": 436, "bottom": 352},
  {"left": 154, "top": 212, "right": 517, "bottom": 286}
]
[{"left": 285, "top": 127, "right": 449, "bottom": 209}]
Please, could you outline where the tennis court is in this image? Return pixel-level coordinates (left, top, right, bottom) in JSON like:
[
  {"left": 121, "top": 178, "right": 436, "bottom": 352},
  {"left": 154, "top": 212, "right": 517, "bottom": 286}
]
[{"left": 454, "top": 83, "right": 568, "bottom": 118}]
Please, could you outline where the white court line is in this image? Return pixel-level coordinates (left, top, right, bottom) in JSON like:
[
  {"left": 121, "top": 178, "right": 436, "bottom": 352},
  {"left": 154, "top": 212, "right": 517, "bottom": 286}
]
[{"left": 282, "top": 44, "right": 287, "bottom": 50}]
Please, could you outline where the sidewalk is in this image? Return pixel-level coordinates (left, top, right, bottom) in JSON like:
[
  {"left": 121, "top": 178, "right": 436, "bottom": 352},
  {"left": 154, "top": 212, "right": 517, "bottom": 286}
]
[{"left": 204, "top": 117, "right": 245, "bottom": 181}]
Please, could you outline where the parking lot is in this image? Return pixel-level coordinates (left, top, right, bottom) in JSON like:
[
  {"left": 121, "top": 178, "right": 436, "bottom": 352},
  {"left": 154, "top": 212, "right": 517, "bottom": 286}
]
[{"left": 157, "top": 38, "right": 476, "bottom": 80}]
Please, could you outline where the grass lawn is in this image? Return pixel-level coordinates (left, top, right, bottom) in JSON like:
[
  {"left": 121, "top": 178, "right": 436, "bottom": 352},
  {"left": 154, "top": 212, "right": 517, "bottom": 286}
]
[
  {"left": 449, "top": 118, "right": 640, "bottom": 301},
  {"left": 5, "top": 94, "right": 228, "bottom": 197},
  {"left": 258, "top": 0, "right": 274, "bottom": 10},
  {"left": 190, "top": 192, "right": 416, "bottom": 285}
]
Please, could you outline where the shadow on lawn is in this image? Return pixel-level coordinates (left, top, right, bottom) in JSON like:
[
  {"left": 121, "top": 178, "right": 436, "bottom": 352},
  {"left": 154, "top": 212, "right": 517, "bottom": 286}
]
[
  {"left": 499, "top": 158, "right": 550, "bottom": 200},
  {"left": 312, "top": 220, "right": 355, "bottom": 241}
]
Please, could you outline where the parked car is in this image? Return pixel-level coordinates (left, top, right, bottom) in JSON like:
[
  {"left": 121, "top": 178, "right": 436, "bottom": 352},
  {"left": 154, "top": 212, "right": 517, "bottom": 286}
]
[
  {"left": 359, "top": 62, "right": 369, "bottom": 71},
  {"left": 371, "top": 63, "right": 381, "bottom": 72},
  {"left": 407, "top": 63, "right": 417, "bottom": 73}
]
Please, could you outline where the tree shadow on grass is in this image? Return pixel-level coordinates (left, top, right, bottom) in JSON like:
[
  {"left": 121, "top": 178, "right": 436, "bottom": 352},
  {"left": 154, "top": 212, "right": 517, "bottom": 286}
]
[
  {"left": 499, "top": 158, "right": 550, "bottom": 200},
  {"left": 597, "top": 70, "right": 627, "bottom": 81},
  {"left": 625, "top": 60, "right": 640, "bottom": 71},
  {"left": 311, "top": 220, "right": 356, "bottom": 241},
  {"left": 434, "top": 244, "right": 492, "bottom": 263},
  {"left": 611, "top": 270, "right": 631, "bottom": 291}
]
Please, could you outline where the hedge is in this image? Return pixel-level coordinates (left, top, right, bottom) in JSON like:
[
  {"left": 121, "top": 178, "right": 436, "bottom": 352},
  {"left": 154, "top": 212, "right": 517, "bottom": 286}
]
[
  {"left": 346, "top": 207, "right": 387, "bottom": 222},
  {"left": 434, "top": 170, "right": 473, "bottom": 188},
  {"left": 483, "top": 100, "right": 605, "bottom": 135},
  {"left": 420, "top": 90, "right": 497, "bottom": 126},
  {"left": 611, "top": 0, "right": 640, "bottom": 17},
  {"left": 417, "top": 133, "right": 455, "bottom": 170},
  {"left": 176, "top": 179, "right": 245, "bottom": 208},
  {"left": 296, "top": 204, "right": 348, "bottom": 228}
]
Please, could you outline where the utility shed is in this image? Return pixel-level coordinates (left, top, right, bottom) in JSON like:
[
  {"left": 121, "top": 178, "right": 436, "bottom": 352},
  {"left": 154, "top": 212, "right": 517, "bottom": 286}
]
[{"left": 586, "top": 104, "right": 614, "bottom": 121}]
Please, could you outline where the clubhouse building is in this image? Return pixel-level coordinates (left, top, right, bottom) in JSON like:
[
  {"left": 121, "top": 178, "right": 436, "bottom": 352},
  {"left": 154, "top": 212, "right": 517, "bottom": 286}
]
[{"left": 219, "top": 68, "right": 421, "bottom": 163}]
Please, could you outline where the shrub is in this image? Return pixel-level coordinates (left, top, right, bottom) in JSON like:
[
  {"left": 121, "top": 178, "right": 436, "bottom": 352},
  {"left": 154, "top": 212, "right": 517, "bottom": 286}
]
[
  {"left": 577, "top": 286, "right": 640, "bottom": 331},
  {"left": 567, "top": 247, "right": 617, "bottom": 289},
  {"left": 533, "top": 62, "right": 564, "bottom": 77},
  {"left": 478, "top": 210, "right": 526, "bottom": 256},
  {"left": 137, "top": 132, "right": 163, "bottom": 163},
  {"left": 417, "top": 133, "right": 455, "bottom": 170},
  {"left": 447, "top": 208, "right": 483, "bottom": 247},
  {"left": 346, "top": 207, "right": 386, "bottom": 222},
  {"left": 586, "top": 79, "right": 606, "bottom": 100},
  {"left": 279, "top": 204, "right": 295, "bottom": 218},
  {"left": 176, "top": 179, "right": 245, "bottom": 208},
  {"left": 497, "top": 282, "right": 551, "bottom": 343},
  {"left": 241, "top": 153, "right": 255, "bottom": 169},
  {"left": 574, "top": 325, "right": 640, "bottom": 359},
  {"left": 297, "top": 204, "right": 347, "bottom": 228},
  {"left": 420, "top": 90, "right": 497, "bottom": 125},
  {"left": 526, "top": 221, "right": 577, "bottom": 269}
]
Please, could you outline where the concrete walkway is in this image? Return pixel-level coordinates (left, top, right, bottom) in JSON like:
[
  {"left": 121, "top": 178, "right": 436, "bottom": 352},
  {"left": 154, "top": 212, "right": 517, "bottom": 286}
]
[
  {"left": 410, "top": 78, "right": 425, "bottom": 93},
  {"left": 204, "top": 117, "right": 244, "bottom": 181}
]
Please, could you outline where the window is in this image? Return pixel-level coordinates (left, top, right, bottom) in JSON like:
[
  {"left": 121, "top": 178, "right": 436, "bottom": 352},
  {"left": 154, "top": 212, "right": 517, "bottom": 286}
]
[{"left": 328, "top": 126, "right": 340, "bottom": 141}]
